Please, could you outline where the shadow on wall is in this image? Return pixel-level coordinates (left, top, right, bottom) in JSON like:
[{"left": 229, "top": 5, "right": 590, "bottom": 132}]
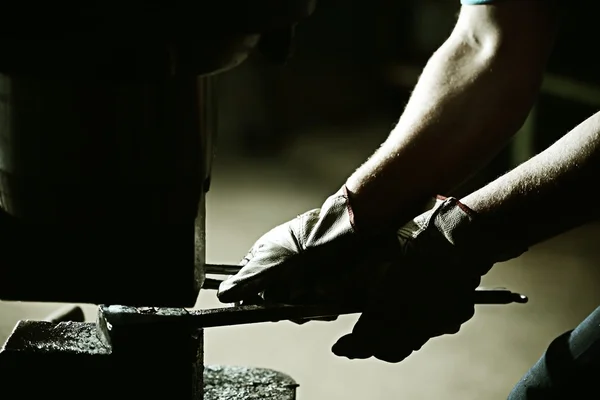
[
  {"left": 215, "top": 54, "right": 391, "bottom": 159},
  {"left": 214, "top": 0, "right": 432, "bottom": 158}
]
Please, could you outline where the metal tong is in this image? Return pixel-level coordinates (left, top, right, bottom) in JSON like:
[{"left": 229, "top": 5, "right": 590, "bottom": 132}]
[
  {"left": 178, "top": 263, "right": 530, "bottom": 329},
  {"left": 98, "top": 263, "right": 528, "bottom": 336}
]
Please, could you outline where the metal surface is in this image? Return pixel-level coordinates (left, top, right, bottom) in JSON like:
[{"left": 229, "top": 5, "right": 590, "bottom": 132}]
[
  {"left": 0, "top": 318, "right": 297, "bottom": 400},
  {"left": 0, "top": 319, "right": 205, "bottom": 399},
  {"left": 202, "top": 278, "right": 224, "bottom": 290},
  {"left": 206, "top": 263, "right": 245, "bottom": 275},
  {"left": 0, "top": 307, "right": 300, "bottom": 399},
  {"left": 98, "top": 290, "right": 528, "bottom": 344},
  {"left": 204, "top": 365, "right": 297, "bottom": 400},
  {"left": 0, "top": 284, "right": 525, "bottom": 399}
]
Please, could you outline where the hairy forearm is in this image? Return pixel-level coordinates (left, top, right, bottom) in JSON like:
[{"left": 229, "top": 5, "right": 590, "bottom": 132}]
[
  {"left": 345, "top": 3, "right": 556, "bottom": 231},
  {"left": 462, "top": 111, "right": 600, "bottom": 247}
]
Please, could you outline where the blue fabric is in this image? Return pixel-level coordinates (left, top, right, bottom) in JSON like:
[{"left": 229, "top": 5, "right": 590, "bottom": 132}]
[
  {"left": 461, "top": 0, "right": 497, "bottom": 4},
  {"left": 508, "top": 305, "right": 600, "bottom": 399}
]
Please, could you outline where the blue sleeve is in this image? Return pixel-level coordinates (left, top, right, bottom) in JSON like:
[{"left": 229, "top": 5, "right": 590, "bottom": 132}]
[
  {"left": 461, "top": 0, "right": 549, "bottom": 5},
  {"left": 461, "top": 0, "right": 497, "bottom": 4}
]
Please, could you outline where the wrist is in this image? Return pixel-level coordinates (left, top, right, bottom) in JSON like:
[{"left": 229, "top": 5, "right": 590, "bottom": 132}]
[
  {"left": 343, "top": 185, "right": 402, "bottom": 232},
  {"left": 437, "top": 195, "right": 477, "bottom": 217},
  {"left": 438, "top": 195, "right": 528, "bottom": 264},
  {"left": 343, "top": 183, "right": 437, "bottom": 233}
]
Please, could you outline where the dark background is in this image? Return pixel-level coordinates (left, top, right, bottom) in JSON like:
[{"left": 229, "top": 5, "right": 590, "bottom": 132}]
[{"left": 218, "top": 0, "right": 600, "bottom": 192}]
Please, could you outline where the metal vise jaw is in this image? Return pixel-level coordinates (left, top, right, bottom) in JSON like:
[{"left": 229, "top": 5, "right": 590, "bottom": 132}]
[{"left": 0, "top": 305, "right": 299, "bottom": 400}]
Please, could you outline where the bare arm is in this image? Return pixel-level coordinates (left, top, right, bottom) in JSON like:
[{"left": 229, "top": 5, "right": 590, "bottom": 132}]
[
  {"left": 462, "top": 111, "right": 600, "bottom": 247},
  {"left": 346, "top": 1, "right": 558, "bottom": 231}
]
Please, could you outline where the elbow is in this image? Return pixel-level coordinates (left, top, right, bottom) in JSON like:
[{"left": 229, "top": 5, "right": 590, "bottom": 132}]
[{"left": 451, "top": 2, "right": 559, "bottom": 71}]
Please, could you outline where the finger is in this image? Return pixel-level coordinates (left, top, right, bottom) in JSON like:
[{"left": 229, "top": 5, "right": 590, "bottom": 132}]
[
  {"left": 373, "top": 346, "right": 414, "bottom": 363},
  {"left": 335, "top": 291, "right": 477, "bottom": 361},
  {"left": 290, "top": 316, "right": 338, "bottom": 325},
  {"left": 337, "top": 303, "right": 467, "bottom": 362},
  {"left": 217, "top": 267, "right": 270, "bottom": 303},
  {"left": 331, "top": 312, "right": 388, "bottom": 359},
  {"left": 291, "top": 316, "right": 338, "bottom": 324},
  {"left": 332, "top": 334, "right": 374, "bottom": 359},
  {"left": 332, "top": 323, "right": 425, "bottom": 362},
  {"left": 217, "top": 277, "right": 246, "bottom": 303},
  {"left": 217, "top": 248, "right": 265, "bottom": 303},
  {"left": 369, "top": 319, "right": 426, "bottom": 363},
  {"left": 362, "top": 319, "right": 422, "bottom": 363},
  {"left": 428, "top": 304, "right": 475, "bottom": 337},
  {"left": 291, "top": 318, "right": 311, "bottom": 325},
  {"left": 439, "top": 324, "right": 461, "bottom": 335},
  {"left": 262, "top": 279, "right": 346, "bottom": 305},
  {"left": 312, "top": 316, "right": 339, "bottom": 322},
  {"left": 238, "top": 294, "right": 266, "bottom": 306},
  {"left": 333, "top": 331, "right": 417, "bottom": 363}
]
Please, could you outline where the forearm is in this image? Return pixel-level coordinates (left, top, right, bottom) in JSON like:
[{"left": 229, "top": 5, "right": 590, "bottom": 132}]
[
  {"left": 462, "top": 111, "right": 600, "bottom": 247},
  {"left": 346, "top": 3, "right": 556, "bottom": 231}
]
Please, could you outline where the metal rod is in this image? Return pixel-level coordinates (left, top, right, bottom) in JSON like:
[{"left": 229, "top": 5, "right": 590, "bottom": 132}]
[
  {"left": 102, "top": 288, "right": 527, "bottom": 332},
  {"left": 203, "top": 264, "right": 527, "bottom": 305},
  {"left": 205, "top": 263, "right": 241, "bottom": 275},
  {"left": 202, "top": 277, "right": 222, "bottom": 290},
  {"left": 201, "top": 282, "right": 527, "bottom": 305}
]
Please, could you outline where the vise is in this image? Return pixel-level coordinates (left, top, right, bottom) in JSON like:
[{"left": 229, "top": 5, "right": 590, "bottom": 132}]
[
  {"left": 0, "top": 259, "right": 528, "bottom": 399},
  {"left": 0, "top": 268, "right": 527, "bottom": 399}
]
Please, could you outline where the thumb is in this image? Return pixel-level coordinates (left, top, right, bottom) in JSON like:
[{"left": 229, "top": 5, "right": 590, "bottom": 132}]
[
  {"left": 216, "top": 274, "right": 249, "bottom": 303},
  {"left": 216, "top": 266, "right": 271, "bottom": 303}
]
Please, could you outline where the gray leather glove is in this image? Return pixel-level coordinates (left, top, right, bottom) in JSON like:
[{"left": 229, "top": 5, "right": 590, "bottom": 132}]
[
  {"left": 217, "top": 186, "right": 526, "bottom": 362},
  {"left": 217, "top": 186, "right": 394, "bottom": 306}
]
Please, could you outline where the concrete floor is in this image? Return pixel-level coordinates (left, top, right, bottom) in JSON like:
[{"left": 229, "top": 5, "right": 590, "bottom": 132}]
[{"left": 2, "top": 119, "right": 600, "bottom": 399}]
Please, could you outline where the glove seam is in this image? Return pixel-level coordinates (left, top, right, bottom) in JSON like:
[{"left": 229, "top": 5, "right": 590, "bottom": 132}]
[
  {"left": 436, "top": 195, "right": 476, "bottom": 218},
  {"left": 297, "top": 214, "right": 307, "bottom": 252},
  {"left": 342, "top": 185, "right": 358, "bottom": 232}
]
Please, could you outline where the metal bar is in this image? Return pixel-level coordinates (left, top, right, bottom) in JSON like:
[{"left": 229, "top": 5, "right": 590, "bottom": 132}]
[
  {"left": 100, "top": 289, "right": 527, "bottom": 334},
  {"left": 203, "top": 265, "right": 527, "bottom": 304},
  {"left": 205, "top": 263, "right": 241, "bottom": 275},
  {"left": 202, "top": 277, "right": 223, "bottom": 290}
]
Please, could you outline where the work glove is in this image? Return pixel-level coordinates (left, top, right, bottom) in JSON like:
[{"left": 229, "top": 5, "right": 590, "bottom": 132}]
[{"left": 217, "top": 186, "right": 526, "bottom": 362}]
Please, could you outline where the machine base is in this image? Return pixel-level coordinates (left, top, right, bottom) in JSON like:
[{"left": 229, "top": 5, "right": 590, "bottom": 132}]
[
  {"left": 0, "top": 319, "right": 297, "bottom": 399},
  {"left": 205, "top": 366, "right": 298, "bottom": 400}
]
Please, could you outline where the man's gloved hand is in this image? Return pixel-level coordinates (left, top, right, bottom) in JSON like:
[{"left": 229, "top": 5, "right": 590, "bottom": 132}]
[{"left": 217, "top": 186, "right": 526, "bottom": 362}]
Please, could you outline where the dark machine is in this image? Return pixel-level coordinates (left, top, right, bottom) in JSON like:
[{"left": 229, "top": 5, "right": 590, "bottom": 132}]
[
  {"left": 0, "top": 2, "right": 316, "bottom": 398},
  {"left": 0, "top": 2, "right": 527, "bottom": 399},
  {"left": 0, "top": 1, "right": 314, "bottom": 306}
]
